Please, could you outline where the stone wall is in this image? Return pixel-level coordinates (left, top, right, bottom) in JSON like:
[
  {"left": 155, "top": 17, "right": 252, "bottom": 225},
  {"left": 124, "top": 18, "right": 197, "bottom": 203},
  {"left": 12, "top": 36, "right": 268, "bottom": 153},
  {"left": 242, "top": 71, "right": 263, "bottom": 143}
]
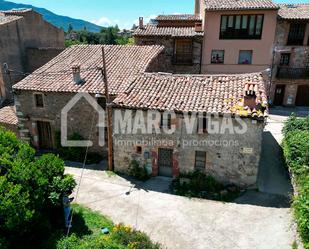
[
  {"left": 26, "top": 47, "right": 65, "bottom": 72},
  {"left": 113, "top": 109, "right": 264, "bottom": 187},
  {"left": 0, "top": 10, "right": 64, "bottom": 100},
  {"left": 134, "top": 36, "right": 202, "bottom": 74},
  {"left": 15, "top": 91, "right": 107, "bottom": 154},
  {"left": 271, "top": 19, "right": 309, "bottom": 106}
]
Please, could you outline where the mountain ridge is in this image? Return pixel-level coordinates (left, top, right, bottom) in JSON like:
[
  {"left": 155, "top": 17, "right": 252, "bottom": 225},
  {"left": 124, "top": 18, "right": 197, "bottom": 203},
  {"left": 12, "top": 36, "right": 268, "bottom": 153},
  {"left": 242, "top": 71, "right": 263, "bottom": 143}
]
[{"left": 0, "top": 0, "right": 103, "bottom": 32}]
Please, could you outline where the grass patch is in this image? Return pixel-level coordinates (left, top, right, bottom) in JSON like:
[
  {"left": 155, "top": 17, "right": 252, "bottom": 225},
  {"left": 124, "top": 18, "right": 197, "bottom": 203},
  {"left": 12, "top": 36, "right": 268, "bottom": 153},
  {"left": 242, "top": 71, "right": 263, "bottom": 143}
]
[
  {"left": 44, "top": 204, "right": 161, "bottom": 249},
  {"left": 171, "top": 171, "right": 241, "bottom": 202}
]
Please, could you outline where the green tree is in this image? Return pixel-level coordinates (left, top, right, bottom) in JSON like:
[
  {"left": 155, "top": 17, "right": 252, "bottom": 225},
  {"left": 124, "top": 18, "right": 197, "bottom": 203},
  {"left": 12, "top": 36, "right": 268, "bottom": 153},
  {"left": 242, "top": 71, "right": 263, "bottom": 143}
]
[
  {"left": 0, "top": 128, "right": 76, "bottom": 248},
  {"left": 68, "top": 23, "right": 74, "bottom": 32}
]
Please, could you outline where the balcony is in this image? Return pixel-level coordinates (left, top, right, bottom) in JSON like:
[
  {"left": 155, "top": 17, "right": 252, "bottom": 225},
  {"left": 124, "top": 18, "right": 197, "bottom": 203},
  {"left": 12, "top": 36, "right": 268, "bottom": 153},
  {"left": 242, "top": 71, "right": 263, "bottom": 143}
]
[{"left": 276, "top": 67, "right": 309, "bottom": 79}]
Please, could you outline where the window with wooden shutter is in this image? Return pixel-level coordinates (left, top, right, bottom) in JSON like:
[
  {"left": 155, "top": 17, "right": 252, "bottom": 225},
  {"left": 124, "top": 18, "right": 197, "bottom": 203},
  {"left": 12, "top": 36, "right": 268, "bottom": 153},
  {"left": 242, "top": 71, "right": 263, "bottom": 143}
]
[{"left": 174, "top": 39, "right": 193, "bottom": 65}]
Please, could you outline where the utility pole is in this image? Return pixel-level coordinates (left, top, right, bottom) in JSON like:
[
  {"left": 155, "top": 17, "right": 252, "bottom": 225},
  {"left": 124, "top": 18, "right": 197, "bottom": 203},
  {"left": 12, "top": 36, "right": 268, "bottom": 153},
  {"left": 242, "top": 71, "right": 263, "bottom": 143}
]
[{"left": 101, "top": 47, "right": 114, "bottom": 172}]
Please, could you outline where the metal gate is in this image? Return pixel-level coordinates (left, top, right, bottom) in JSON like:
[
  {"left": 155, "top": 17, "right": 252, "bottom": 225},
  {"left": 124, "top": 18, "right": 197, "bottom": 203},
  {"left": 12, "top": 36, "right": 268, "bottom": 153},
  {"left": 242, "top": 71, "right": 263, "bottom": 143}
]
[{"left": 158, "top": 148, "right": 173, "bottom": 177}]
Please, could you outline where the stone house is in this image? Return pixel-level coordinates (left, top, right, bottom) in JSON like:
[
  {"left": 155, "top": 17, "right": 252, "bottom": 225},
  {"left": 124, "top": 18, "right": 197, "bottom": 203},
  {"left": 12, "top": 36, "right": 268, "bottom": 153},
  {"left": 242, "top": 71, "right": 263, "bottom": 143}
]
[
  {"left": 133, "top": 15, "right": 204, "bottom": 73},
  {"left": 0, "top": 8, "right": 65, "bottom": 103},
  {"left": 197, "top": 0, "right": 279, "bottom": 74},
  {"left": 12, "top": 45, "right": 165, "bottom": 150},
  {"left": 271, "top": 4, "right": 309, "bottom": 106},
  {"left": 112, "top": 72, "right": 268, "bottom": 187}
]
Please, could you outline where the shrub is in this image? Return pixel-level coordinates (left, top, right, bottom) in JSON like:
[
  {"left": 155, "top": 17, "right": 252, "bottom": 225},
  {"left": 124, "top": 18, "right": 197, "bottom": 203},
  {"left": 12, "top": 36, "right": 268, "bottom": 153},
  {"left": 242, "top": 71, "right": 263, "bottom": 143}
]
[
  {"left": 173, "top": 171, "right": 240, "bottom": 201},
  {"left": 55, "top": 131, "right": 103, "bottom": 164},
  {"left": 0, "top": 127, "right": 76, "bottom": 248},
  {"left": 283, "top": 116, "right": 309, "bottom": 248},
  {"left": 128, "top": 160, "right": 149, "bottom": 181}
]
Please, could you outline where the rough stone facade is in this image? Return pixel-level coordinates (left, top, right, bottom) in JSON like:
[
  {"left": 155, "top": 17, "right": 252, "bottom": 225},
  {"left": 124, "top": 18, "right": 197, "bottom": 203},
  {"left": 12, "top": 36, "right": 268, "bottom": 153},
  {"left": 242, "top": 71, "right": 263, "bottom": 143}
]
[
  {"left": 271, "top": 19, "right": 309, "bottom": 106},
  {"left": 14, "top": 91, "right": 107, "bottom": 153},
  {"left": 0, "top": 9, "right": 64, "bottom": 101},
  {"left": 113, "top": 109, "right": 264, "bottom": 187},
  {"left": 134, "top": 36, "right": 203, "bottom": 74}
]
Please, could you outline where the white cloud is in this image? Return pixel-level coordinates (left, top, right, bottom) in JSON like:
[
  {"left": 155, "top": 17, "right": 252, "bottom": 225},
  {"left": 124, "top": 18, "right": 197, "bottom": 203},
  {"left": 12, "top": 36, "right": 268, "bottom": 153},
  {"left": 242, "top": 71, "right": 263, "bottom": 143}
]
[
  {"left": 92, "top": 16, "right": 117, "bottom": 27},
  {"left": 92, "top": 14, "right": 158, "bottom": 30}
]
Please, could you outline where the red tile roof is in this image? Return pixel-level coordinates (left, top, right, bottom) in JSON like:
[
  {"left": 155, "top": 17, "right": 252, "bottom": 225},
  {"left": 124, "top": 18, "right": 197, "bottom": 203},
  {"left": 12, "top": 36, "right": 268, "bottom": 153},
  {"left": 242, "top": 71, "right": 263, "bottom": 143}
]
[
  {"left": 278, "top": 4, "right": 309, "bottom": 20},
  {"left": 204, "top": 0, "right": 278, "bottom": 11},
  {"left": 156, "top": 14, "right": 201, "bottom": 21},
  {"left": 114, "top": 72, "right": 268, "bottom": 118},
  {"left": 133, "top": 24, "right": 204, "bottom": 38},
  {"left": 13, "top": 45, "right": 164, "bottom": 95},
  {"left": 0, "top": 106, "right": 18, "bottom": 125}
]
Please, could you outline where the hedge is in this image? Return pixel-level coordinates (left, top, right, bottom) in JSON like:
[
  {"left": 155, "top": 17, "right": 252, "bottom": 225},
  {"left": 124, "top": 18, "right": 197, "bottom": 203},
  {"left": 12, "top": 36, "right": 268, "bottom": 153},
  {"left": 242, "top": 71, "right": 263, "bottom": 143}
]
[{"left": 282, "top": 116, "right": 309, "bottom": 248}]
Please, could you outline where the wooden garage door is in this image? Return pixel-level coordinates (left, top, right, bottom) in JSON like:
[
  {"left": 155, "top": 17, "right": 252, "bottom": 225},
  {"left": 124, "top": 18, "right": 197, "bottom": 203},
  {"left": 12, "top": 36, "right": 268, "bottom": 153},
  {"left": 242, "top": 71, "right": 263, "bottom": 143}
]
[{"left": 296, "top": 85, "right": 309, "bottom": 106}]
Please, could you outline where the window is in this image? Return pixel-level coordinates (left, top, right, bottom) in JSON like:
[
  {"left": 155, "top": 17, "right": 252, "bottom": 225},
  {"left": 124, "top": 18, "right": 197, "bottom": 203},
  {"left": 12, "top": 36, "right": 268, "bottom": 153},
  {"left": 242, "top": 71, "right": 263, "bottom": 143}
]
[
  {"left": 238, "top": 50, "right": 253, "bottom": 64},
  {"left": 97, "top": 97, "right": 106, "bottom": 109},
  {"left": 287, "top": 23, "right": 306, "bottom": 45},
  {"left": 280, "top": 53, "right": 290, "bottom": 66},
  {"left": 195, "top": 151, "right": 206, "bottom": 171},
  {"left": 220, "top": 14, "right": 264, "bottom": 39},
  {"left": 211, "top": 50, "right": 224, "bottom": 64},
  {"left": 136, "top": 146, "right": 142, "bottom": 154},
  {"left": 174, "top": 39, "right": 193, "bottom": 65},
  {"left": 197, "top": 116, "right": 207, "bottom": 134},
  {"left": 160, "top": 113, "right": 172, "bottom": 129},
  {"left": 34, "top": 93, "right": 44, "bottom": 108}
]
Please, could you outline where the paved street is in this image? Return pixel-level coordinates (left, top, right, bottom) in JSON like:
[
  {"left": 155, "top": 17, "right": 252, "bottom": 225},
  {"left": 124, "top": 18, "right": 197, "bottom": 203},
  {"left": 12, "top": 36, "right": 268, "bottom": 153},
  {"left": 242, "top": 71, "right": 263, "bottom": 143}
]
[{"left": 64, "top": 110, "right": 303, "bottom": 249}]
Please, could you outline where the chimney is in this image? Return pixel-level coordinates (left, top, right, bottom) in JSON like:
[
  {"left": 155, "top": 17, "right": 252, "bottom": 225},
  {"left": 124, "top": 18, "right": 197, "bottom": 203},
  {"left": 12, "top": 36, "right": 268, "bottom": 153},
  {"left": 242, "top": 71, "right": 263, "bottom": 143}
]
[
  {"left": 195, "top": 0, "right": 201, "bottom": 16},
  {"left": 72, "top": 65, "right": 83, "bottom": 85},
  {"left": 195, "top": 22, "right": 203, "bottom": 32},
  {"left": 139, "top": 17, "right": 144, "bottom": 29},
  {"left": 243, "top": 84, "right": 257, "bottom": 109}
]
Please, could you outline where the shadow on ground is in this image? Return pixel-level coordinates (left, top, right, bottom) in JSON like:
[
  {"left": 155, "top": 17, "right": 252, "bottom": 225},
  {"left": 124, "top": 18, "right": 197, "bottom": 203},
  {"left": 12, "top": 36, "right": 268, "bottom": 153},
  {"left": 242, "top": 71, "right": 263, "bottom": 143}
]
[{"left": 270, "top": 106, "right": 309, "bottom": 117}]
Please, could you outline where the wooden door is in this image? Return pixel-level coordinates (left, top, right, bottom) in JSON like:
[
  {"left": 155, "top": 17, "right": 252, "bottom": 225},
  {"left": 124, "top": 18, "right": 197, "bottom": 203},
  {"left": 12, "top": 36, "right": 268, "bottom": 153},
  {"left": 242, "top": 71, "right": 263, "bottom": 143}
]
[
  {"left": 274, "top": 85, "right": 286, "bottom": 106},
  {"left": 37, "top": 121, "right": 53, "bottom": 150},
  {"left": 296, "top": 85, "right": 309, "bottom": 106}
]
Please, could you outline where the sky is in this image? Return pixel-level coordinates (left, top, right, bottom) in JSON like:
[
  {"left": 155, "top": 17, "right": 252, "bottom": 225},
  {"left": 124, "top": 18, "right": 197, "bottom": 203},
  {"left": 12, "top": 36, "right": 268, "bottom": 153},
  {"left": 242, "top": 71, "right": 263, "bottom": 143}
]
[{"left": 7, "top": 0, "right": 309, "bottom": 29}]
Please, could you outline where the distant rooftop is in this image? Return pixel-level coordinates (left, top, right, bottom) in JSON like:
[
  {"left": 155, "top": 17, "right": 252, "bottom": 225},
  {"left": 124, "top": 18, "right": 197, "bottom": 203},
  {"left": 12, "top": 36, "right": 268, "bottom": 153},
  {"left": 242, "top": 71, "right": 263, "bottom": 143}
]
[
  {"left": 134, "top": 24, "right": 203, "bottom": 38},
  {"left": 278, "top": 4, "right": 309, "bottom": 20},
  {"left": 156, "top": 14, "right": 201, "bottom": 22},
  {"left": 0, "top": 15, "right": 23, "bottom": 25},
  {"left": 0, "top": 106, "right": 18, "bottom": 126},
  {"left": 1, "top": 8, "right": 33, "bottom": 15},
  {"left": 204, "top": 0, "right": 279, "bottom": 11}
]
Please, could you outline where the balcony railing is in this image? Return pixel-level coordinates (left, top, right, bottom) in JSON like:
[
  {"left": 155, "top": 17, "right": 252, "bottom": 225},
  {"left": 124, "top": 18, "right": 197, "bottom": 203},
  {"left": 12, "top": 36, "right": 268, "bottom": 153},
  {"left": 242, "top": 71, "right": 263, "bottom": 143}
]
[{"left": 276, "top": 67, "right": 309, "bottom": 79}]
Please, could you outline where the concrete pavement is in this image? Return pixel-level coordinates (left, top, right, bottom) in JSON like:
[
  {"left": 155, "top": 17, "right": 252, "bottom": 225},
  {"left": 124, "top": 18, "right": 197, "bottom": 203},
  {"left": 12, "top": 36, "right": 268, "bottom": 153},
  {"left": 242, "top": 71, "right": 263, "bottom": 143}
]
[{"left": 66, "top": 166, "right": 296, "bottom": 249}]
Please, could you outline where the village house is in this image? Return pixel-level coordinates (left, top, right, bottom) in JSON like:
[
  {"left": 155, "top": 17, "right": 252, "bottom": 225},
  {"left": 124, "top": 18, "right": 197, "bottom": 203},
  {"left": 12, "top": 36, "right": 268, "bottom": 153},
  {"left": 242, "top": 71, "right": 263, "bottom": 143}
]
[
  {"left": 271, "top": 4, "right": 309, "bottom": 106},
  {"left": 133, "top": 14, "right": 204, "bottom": 73},
  {"left": 112, "top": 72, "right": 268, "bottom": 187},
  {"left": 12, "top": 45, "right": 165, "bottom": 150},
  {"left": 0, "top": 8, "right": 65, "bottom": 103},
  {"left": 135, "top": 0, "right": 279, "bottom": 75}
]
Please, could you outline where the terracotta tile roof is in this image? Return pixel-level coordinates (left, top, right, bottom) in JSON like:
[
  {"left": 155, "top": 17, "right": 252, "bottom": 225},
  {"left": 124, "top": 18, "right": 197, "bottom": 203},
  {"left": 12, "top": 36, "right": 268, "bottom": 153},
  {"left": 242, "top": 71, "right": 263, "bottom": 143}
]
[
  {"left": 204, "top": 0, "right": 279, "bottom": 11},
  {"left": 13, "top": 45, "right": 164, "bottom": 95},
  {"left": 133, "top": 24, "right": 204, "bottom": 38},
  {"left": 156, "top": 14, "right": 201, "bottom": 21},
  {"left": 0, "top": 106, "right": 18, "bottom": 125},
  {"left": 278, "top": 4, "right": 309, "bottom": 20},
  {"left": 0, "top": 15, "right": 23, "bottom": 25},
  {"left": 114, "top": 72, "right": 268, "bottom": 118}
]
